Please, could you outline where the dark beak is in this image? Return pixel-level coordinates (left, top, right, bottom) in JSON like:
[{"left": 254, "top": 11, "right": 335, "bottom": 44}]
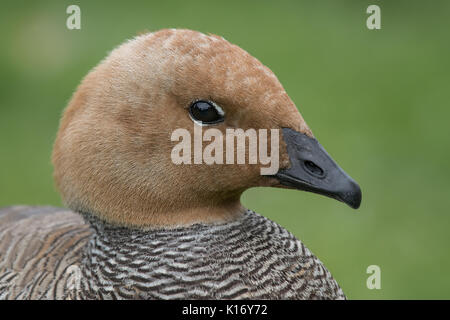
[{"left": 275, "top": 128, "right": 362, "bottom": 209}]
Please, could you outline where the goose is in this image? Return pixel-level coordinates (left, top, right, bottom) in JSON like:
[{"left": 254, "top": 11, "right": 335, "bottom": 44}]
[{"left": 0, "top": 29, "right": 361, "bottom": 300}]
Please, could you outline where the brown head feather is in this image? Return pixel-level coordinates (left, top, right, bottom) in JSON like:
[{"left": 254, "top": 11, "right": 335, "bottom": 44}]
[{"left": 52, "top": 29, "right": 312, "bottom": 227}]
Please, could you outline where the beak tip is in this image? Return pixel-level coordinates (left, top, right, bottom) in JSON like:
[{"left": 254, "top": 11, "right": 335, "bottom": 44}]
[
  {"left": 340, "top": 182, "right": 362, "bottom": 210},
  {"left": 276, "top": 128, "right": 363, "bottom": 211},
  {"left": 348, "top": 198, "right": 361, "bottom": 210}
]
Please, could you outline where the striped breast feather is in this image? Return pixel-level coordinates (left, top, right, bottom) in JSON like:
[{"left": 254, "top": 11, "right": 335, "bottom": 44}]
[{"left": 0, "top": 206, "right": 91, "bottom": 299}]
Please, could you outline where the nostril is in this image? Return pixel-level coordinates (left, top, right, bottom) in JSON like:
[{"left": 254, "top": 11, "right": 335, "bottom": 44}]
[{"left": 304, "top": 160, "right": 324, "bottom": 177}]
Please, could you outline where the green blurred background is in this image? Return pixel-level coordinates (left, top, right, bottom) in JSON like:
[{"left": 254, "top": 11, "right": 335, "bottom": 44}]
[{"left": 1, "top": 0, "right": 449, "bottom": 299}]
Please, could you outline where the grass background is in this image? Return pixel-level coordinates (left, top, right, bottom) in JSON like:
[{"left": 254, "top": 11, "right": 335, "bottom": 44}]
[{"left": 1, "top": 0, "right": 449, "bottom": 299}]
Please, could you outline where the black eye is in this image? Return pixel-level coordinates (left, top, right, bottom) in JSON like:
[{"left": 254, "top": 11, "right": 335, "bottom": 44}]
[{"left": 189, "top": 100, "right": 224, "bottom": 125}]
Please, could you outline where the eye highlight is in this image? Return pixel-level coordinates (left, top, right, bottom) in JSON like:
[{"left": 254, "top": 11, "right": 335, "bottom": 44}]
[{"left": 188, "top": 100, "right": 225, "bottom": 125}]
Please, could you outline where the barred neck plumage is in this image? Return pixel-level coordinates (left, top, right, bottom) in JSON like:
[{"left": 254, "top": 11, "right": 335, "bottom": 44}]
[{"left": 76, "top": 210, "right": 345, "bottom": 300}]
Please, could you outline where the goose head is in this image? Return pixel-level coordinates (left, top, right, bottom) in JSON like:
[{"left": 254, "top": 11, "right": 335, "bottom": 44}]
[{"left": 52, "top": 29, "right": 361, "bottom": 227}]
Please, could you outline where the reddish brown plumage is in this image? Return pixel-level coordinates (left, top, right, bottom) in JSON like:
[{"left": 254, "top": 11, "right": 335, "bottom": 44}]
[{"left": 52, "top": 29, "right": 313, "bottom": 227}]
